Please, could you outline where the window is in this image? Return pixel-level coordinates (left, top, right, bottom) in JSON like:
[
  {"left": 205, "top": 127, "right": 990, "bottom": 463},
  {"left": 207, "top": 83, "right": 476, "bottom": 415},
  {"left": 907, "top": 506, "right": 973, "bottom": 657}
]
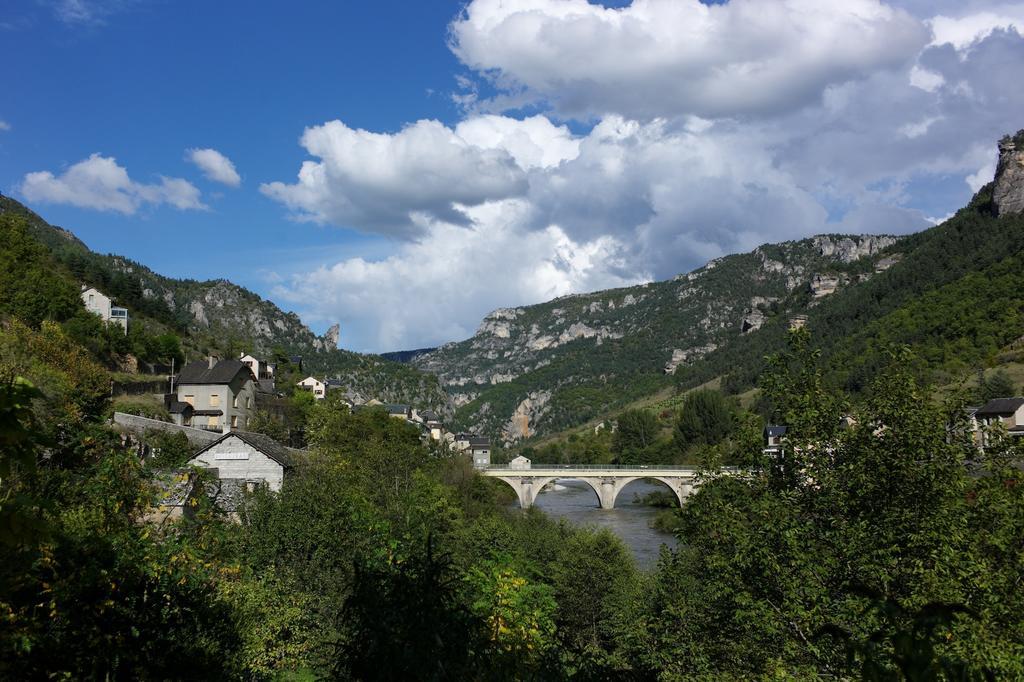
[
  {"left": 231, "top": 415, "right": 238, "bottom": 428},
  {"left": 232, "top": 394, "right": 238, "bottom": 408},
  {"left": 246, "top": 397, "right": 252, "bottom": 409},
  {"left": 88, "top": 294, "right": 94, "bottom": 305},
  {"left": 210, "top": 394, "right": 220, "bottom": 407},
  {"left": 207, "top": 415, "right": 218, "bottom": 427},
  {"left": 183, "top": 395, "right": 194, "bottom": 406}
]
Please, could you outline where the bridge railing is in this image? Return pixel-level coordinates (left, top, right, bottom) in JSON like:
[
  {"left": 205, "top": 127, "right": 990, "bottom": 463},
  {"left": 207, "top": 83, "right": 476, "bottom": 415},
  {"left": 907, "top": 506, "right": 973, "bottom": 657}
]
[{"left": 483, "top": 463, "right": 701, "bottom": 472}]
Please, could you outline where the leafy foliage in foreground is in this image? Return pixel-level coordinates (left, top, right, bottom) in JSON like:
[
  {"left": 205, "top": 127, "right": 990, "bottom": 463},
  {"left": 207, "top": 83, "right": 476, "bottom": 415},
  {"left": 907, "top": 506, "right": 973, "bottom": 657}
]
[
  {"left": 3, "top": 295, "right": 1024, "bottom": 678},
  {"left": 642, "top": 332, "right": 1024, "bottom": 678}
]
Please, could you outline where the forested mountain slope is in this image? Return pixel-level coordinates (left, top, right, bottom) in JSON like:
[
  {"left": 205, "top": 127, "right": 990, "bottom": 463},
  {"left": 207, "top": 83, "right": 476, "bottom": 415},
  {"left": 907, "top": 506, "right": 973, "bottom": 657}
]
[
  {"left": 417, "top": 131, "right": 1024, "bottom": 443},
  {"left": 414, "top": 233, "right": 900, "bottom": 442},
  {"left": 0, "top": 195, "right": 449, "bottom": 411}
]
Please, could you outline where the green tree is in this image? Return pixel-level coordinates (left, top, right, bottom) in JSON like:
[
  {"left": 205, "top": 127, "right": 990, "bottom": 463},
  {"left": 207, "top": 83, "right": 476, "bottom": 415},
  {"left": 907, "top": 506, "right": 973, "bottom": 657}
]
[
  {"left": 978, "top": 368, "right": 1016, "bottom": 402},
  {"left": 612, "top": 409, "right": 659, "bottom": 464},
  {"left": 644, "top": 334, "right": 1024, "bottom": 679},
  {"left": 0, "top": 215, "right": 82, "bottom": 327},
  {"left": 673, "top": 388, "right": 735, "bottom": 449}
]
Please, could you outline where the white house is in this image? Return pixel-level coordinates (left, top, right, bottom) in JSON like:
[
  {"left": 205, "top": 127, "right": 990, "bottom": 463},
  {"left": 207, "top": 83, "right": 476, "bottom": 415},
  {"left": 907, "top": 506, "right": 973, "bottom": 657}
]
[
  {"left": 297, "top": 376, "right": 326, "bottom": 399},
  {"left": 80, "top": 285, "right": 129, "bottom": 334},
  {"left": 509, "top": 455, "right": 531, "bottom": 470},
  {"left": 239, "top": 353, "right": 276, "bottom": 380},
  {"left": 187, "top": 431, "right": 293, "bottom": 492}
]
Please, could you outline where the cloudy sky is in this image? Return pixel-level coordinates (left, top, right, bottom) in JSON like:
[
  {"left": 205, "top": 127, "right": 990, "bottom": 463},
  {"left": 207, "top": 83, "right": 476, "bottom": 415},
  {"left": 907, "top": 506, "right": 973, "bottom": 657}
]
[{"left": 2, "top": 0, "right": 1023, "bottom": 352}]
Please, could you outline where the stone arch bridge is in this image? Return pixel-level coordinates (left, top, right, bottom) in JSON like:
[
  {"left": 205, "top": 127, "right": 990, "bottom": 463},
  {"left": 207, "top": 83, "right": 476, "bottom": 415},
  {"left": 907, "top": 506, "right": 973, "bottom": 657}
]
[{"left": 481, "top": 464, "right": 733, "bottom": 509}]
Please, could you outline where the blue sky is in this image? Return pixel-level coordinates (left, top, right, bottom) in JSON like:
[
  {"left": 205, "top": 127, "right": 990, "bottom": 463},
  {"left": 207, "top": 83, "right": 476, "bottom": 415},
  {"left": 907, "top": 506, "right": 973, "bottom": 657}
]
[
  {"left": 3, "top": 1, "right": 1023, "bottom": 352},
  {"left": 1, "top": 1, "right": 467, "bottom": 283}
]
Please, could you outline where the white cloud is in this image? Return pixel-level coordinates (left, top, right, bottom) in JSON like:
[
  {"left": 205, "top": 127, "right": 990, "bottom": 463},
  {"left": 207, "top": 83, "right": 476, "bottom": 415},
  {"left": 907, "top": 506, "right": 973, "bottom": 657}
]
[
  {"left": 909, "top": 64, "right": 945, "bottom": 91},
  {"left": 186, "top": 147, "right": 241, "bottom": 187},
  {"left": 261, "top": 118, "right": 535, "bottom": 238},
  {"left": 20, "top": 153, "right": 205, "bottom": 214},
  {"left": 0, "top": 120, "right": 10, "bottom": 131},
  {"left": 271, "top": 200, "right": 645, "bottom": 352},
  {"left": 928, "top": 8, "right": 1024, "bottom": 49},
  {"left": 454, "top": 115, "right": 580, "bottom": 169},
  {"left": 266, "top": 3, "right": 1024, "bottom": 350},
  {"left": 449, "top": 0, "right": 929, "bottom": 119}
]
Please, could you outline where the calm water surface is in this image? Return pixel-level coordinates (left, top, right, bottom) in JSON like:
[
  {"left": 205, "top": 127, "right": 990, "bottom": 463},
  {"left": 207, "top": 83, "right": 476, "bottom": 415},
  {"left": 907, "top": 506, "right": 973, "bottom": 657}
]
[{"left": 525, "top": 478, "right": 679, "bottom": 570}]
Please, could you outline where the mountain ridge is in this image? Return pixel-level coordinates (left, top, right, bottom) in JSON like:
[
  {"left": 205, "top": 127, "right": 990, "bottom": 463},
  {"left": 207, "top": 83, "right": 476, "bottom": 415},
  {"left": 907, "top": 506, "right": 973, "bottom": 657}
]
[{"left": 0, "top": 194, "right": 451, "bottom": 412}]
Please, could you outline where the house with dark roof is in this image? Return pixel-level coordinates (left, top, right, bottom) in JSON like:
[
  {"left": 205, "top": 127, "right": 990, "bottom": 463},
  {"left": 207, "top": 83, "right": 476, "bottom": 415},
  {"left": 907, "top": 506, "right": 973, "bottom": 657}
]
[
  {"left": 420, "top": 410, "right": 443, "bottom": 440},
  {"left": 172, "top": 358, "right": 259, "bottom": 433},
  {"left": 974, "top": 397, "right": 1024, "bottom": 444},
  {"left": 763, "top": 425, "right": 787, "bottom": 453},
  {"left": 385, "top": 404, "right": 412, "bottom": 419},
  {"left": 187, "top": 430, "right": 294, "bottom": 492},
  {"left": 468, "top": 436, "right": 492, "bottom": 468},
  {"left": 239, "top": 352, "right": 276, "bottom": 382}
]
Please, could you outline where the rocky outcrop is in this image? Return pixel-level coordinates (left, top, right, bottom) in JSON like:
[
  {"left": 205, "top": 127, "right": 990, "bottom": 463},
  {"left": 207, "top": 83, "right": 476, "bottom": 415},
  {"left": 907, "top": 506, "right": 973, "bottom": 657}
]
[
  {"left": 741, "top": 310, "right": 766, "bottom": 333},
  {"left": 813, "top": 235, "right": 898, "bottom": 262},
  {"left": 323, "top": 323, "right": 340, "bottom": 349},
  {"left": 502, "top": 390, "right": 552, "bottom": 443},
  {"left": 994, "top": 134, "right": 1024, "bottom": 216},
  {"left": 476, "top": 308, "right": 521, "bottom": 338},
  {"left": 810, "top": 274, "right": 841, "bottom": 298},
  {"left": 664, "top": 345, "right": 717, "bottom": 374}
]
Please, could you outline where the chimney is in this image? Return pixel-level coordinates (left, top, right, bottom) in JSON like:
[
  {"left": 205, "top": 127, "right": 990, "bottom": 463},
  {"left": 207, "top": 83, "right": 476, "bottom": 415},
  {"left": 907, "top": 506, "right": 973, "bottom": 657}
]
[{"left": 208, "top": 356, "right": 216, "bottom": 369}]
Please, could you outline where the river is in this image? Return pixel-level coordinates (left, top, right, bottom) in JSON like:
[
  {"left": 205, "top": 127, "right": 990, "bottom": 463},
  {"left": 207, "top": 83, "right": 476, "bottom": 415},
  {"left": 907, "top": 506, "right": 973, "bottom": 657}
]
[{"left": 526, "top": 478, "right": 678, "bottom": 570}]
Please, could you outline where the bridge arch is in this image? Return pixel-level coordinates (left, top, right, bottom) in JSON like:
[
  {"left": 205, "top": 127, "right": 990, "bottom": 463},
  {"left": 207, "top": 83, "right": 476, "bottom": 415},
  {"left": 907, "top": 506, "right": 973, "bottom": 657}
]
[
  {"left": 609, "top": 476, "right": 695, "bottom": 508},
  {"left": 490, "top": 476, "right": 557, "bottom": 509}
]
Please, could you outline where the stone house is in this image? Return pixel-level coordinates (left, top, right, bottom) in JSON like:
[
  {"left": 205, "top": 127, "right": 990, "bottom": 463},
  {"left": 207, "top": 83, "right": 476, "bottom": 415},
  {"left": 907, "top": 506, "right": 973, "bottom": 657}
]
[
  {"left": 468, "top": 436, "right": 492, "bottom": 468},
  {"left": 173, "top": 359, "right": 259, "bottom": 433},
  {"left": 187, "top": 430, "right": 293, "bottom": 492},
  {"left": 80, "top": 285, "right": 129, "bottom": 334}
]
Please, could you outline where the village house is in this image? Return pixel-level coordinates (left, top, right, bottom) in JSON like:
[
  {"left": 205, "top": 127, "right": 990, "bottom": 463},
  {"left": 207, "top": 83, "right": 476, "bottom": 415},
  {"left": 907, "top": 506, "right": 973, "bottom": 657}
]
[
  {"left": 509, "top": 455, "right": 531, "bottom": 470},
  {"left": 420, "top": 410, "right": 443, "bottom": 440},
  {"left": 187, "top": 430, "right": 293, "bottom": 492},
  {"left": 454, "top": 433, "right": 492, "bottom": 467},
  {"left": 469, "top": 437, "right": 492, "bottom": 468},
  {"left": 386, "top": 404, "right": 412, "bottom": 420},
  {"left": 80, "top": 285, "right": 129, "bottom": 334},
  {"left": 973, "top": 397, "right": 1024, "bottom": 445},
  {"left": 763, "top": 425, "right": 787, "bottom": 454},
  {"left": 171, "top": 358, "right": 259, "bottom": 433},
  {"left": 239, "top": 353, "right": 276, "bottom": 381},
  {"left": 297, "top": 376, "right": 326, "bottom": 399}
]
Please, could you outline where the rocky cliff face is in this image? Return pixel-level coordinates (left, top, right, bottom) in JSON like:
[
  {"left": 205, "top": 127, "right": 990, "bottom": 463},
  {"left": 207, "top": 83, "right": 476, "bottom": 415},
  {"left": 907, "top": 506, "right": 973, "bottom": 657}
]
[
  {"left": 994, "top": 132, "right": 1024, "bottom": 216},
  {"left": 414, "top": 233, "right": 902, "bottom": 443},
  {"left": 103, "top": 258, "right": 340, "bottom": 356}
]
